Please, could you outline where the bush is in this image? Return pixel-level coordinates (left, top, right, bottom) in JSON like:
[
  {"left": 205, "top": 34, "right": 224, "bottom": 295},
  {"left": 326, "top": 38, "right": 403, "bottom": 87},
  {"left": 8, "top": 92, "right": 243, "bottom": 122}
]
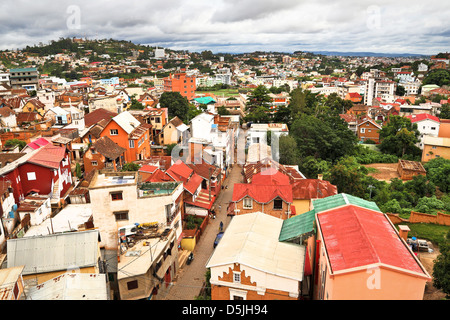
[{"left": 185, "top": 215, "right": 204, "bottom": 230}]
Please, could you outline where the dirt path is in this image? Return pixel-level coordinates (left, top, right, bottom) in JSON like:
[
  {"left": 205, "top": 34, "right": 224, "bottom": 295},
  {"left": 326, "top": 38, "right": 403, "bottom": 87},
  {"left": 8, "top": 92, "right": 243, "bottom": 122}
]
[{"left": 418, "top": 247, "right": 446, "bottom": 300}]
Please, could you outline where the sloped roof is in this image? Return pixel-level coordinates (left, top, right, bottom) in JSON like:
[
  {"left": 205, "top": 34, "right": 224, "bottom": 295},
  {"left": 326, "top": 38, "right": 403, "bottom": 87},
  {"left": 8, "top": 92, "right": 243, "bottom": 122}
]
[
  {"left": 317, "top": 205, "right": 430, "bottom": 279},
  {"left": 312, "top": 193, "right": 380, "bottom": 214},
  {"left": 92, "top": 136, "right": 126, "bottom": 160},
  {"left": 7, "top": 230, "right": 100, "bottom": 275},
  {"left": 26, "top": 273, "right": 108, "bottom": 300},
  {"left": 27, "top": 143, "right": 66, "bottom": 169},
  {"left": 206, "top": 212, "right": 305, "bottom": 281},
  {"left": 232, "top": 183, "right": 293, "bottom": 203},
  {"left": 26, "top": 137, "right": 51, "bottom": 150},
  {"left": 251, "top": 167, "right": 291, "bottom": 185},
  {"left": 278, "top": 209, "right": 316, "bottom": 242},
  {"left": 112, "top": 111, "right": 141, "bottom": 135},
  {"left": 405, "top": 113, "right": 440, "bottom": 123},
  {"left": 166, "top": 160, "right": 193, "bottom": 182},
  {"left": 292, "top": 179, "right": 338, "bottom": 200},
  {"left": 84, "top": 108, "right": 117, "bottom": 128},
  {"left": 183, "top": 173, "right": 203, "bottom": 195}
]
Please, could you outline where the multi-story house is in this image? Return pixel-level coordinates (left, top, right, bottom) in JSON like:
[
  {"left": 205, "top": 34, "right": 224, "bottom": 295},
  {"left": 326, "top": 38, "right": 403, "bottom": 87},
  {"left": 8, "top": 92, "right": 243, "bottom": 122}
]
[
  {"left": 310, "top": 193, "right": 431, "bottom": 300},
  {"left": 405, "top": 113, "right": 440, "bottom": 149},
  {"left": 206, "top": 212, "right": 306, "bottom": 300},
  {"left": 164, "top": 73, "right": 196, "bottom": 101},
  {"left": 356, "top": 118, "right": 382, "bottom": 143},
  {"left": 9, "top": 68, "right": 39, "bottom": 91},
  {"left": 88, "top": 171, "right": 184, "bottom": 251},
  {"left": 83, "top": 136, "right": 126, "bottom": 174},
  {"left": 0, "top": 143, "right": 73, "bottom": 209},
  {"left": 364, "top": 78, "right": 396, "bottom": 105},
  {"left": 99, "top": 111, "right": 152, "bottom": 162}
]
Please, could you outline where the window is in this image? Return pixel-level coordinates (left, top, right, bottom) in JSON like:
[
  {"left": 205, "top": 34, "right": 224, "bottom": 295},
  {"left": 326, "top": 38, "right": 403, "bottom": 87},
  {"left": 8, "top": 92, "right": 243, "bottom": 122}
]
[
  {"left": 360, "top": 128, "right": 365, "bottom": 133},
  {"left": 110, "top": 129, "right": 119, "bottom": 136},
  {"left": 233, "top": 272, "right": 241, "bottom": 283},
  {"left": 129, "top": 140, "right": 135, "bottom": 148},
  {"left": 91, "top": 161, "right": 98, "bottom": 166},
  {"left": 27, "top": 172, "right": 36, "bottom": 181},
  {"left": 111, "top": 192, "right": 123, "bottom": 201},
  {"left": 243, "top": 197, "right": 252, "bottom": 209},
  {"left": 431, "top": 127, "right": 436, "bottom": 130},
  {"left": 127, "top": 280, "right": 138, "bottom": 290},
  {"left": 114, "top": 211, "right": 129, "bottom": 221},
  {"left": 273, "top": 199, "right": 283, "bottom": 210}
]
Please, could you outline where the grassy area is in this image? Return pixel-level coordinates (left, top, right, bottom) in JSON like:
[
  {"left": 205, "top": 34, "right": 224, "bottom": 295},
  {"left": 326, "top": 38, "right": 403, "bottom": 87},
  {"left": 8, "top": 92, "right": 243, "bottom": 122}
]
[
  {"left": 196, "top": 89, "right": 240, "bottom": 97},
  {"left": 398, "top": 223, "right": 450, "bottom": 247}
]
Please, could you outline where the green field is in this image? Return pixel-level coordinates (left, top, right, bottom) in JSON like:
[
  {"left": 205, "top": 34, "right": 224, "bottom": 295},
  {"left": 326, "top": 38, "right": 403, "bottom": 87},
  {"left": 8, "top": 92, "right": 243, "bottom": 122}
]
[{"left": 196, "top": 89, "right": 240, "bottom": 97}]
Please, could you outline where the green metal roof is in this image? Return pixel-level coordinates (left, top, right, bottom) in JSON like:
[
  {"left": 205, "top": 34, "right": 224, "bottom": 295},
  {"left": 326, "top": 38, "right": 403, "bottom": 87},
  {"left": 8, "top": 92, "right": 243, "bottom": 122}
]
[
  {"left": 10, "top": 67, "right": 38, "bottom": 73},
  {"left": 312, "top": 193, "right": 380, "bottom": 214},
  {"left": 279, "top": 209, "right": 316, "bottom": 242},
  {"left": 193, "top": 97, "right": 216, "bottom": 105}
]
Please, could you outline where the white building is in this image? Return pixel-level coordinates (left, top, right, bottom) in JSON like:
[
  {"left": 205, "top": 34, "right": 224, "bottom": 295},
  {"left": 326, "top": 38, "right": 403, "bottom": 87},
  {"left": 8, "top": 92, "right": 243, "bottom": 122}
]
[
  {"left": 406, "top": 114, "right": 441, "bottom": 149},
  {"left": 364, "top": 78, "right": 396, "bottom": 105},
  {"left": 88, "top": 171, "right": 184, "bottom": 251}
]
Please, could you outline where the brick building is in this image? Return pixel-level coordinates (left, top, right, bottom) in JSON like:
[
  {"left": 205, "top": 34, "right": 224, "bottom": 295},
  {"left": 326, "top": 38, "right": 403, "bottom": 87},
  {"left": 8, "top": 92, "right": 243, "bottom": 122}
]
[{"left": 164, "top": 73, "right": 196, "bottom": 101}]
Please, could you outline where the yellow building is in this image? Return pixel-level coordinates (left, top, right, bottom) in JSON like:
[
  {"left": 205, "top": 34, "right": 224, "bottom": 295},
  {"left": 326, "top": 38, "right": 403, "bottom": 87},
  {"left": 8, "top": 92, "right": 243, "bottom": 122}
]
[{"left": 422, "top": 136, "right": 450, "bottom": 162}]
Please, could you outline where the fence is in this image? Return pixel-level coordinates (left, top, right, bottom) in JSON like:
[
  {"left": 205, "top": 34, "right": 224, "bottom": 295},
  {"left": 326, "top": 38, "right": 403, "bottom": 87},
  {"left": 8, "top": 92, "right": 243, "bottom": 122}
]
[{"left": 386, "top": 211, "right": 450, "bottom": 226}]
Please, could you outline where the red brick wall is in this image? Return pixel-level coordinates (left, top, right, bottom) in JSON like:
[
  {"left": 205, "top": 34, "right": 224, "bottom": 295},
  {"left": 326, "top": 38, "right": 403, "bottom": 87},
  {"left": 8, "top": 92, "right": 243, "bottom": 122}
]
[
  {"left": 234, "top": 199, "right": 291, "bottom": 220},
  {"left": 211, "top": 263, "right": 296, "bottom": 300}
]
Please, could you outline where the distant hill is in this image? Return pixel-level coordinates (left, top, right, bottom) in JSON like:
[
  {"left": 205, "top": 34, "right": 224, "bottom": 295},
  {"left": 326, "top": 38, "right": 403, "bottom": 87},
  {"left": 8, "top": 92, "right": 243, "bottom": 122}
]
[{"left": 310, "top": 51, "right": 430, "bottom": 58}]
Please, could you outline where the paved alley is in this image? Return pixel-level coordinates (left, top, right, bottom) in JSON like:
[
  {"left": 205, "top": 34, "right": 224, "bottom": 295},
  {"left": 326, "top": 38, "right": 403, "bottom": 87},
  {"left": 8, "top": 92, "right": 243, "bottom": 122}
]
[{"left": 161, "top": 164, "right": 244, "bottom": 300}]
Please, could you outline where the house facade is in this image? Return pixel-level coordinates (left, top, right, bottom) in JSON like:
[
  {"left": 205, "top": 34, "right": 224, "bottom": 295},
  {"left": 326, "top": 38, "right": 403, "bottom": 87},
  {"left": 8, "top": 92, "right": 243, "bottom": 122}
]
[
  {"left": 310, "top": 194, "right": 431, "bottom": 300},
  {"left": 357, "top": 119, "right": 382, "bottom": 143},
  {"left": 206, "top": 212, "right": 305, "bottom": 300}
]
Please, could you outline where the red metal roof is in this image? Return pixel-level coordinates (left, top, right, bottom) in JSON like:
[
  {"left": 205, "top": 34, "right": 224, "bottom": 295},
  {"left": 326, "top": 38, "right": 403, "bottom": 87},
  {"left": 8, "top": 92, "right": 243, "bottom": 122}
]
[
  {"left": 145, "top": 169, "right": 174, "bottom": 183},
  {"left": 292, "top": 179, "right": 338, "bottom": 200},
  {"left": 27, "top": 144, "right": 66, "bottom": 169},
  {"left": 317, "top": 205, "right": 428, "bottom": 277},
  {"left": 405, "top": 113, "right": 440, "bottom": 123},
  {"left": 27, "top": 137, "right": 51, "bottom": 150},
  {"left": 139, "top": 165, "right": 158, "bottom": 173},
  {"left": 166, "top": 160, "right": 193, "bottom": 182},
  {"left": 251, "top": 167, "right": 291, "bottom": 185},
  {"left": 183, "top": 173, "right": 203, "bottom": 195}
]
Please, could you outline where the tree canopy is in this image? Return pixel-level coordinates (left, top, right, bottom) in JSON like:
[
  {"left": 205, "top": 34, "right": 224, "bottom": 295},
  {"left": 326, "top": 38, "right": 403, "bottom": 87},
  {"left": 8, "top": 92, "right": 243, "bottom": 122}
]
[{"left": 159, "top": 92, "right": 190, "bottom": 121}]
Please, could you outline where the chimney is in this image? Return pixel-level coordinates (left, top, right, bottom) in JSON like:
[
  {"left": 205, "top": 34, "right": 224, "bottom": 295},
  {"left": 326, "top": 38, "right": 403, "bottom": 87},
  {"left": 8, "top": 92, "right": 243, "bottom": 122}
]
[{"left": 398, "top": 225, "right": 410, "bottom": 242}]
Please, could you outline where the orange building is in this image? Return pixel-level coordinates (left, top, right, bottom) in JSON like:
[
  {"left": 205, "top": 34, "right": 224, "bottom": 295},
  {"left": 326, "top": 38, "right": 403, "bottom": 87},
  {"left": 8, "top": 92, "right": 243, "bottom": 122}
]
[
  {"left": 357, "top": 118, "right": 382, "bottom": 143},
  {"left": 99, "top": 111, "right": 152, "bottom": 163},
  {"left": 164, "top": 73, "right": 196, "bottom": 101},
  {"left": 310, "top": 194, "right": 431, "bottom": 300}
]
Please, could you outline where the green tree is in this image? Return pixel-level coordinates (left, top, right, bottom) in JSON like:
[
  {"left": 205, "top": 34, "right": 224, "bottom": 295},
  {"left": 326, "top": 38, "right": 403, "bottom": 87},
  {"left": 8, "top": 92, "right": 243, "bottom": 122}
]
[
  {"left": 324, "top": 156, "right": 367, "bottom": 198},
  {"left": 432, "top": 230, "right": 450, "bottom": 298},
  {"left": 424, "top": 157, "right": 450, "bottom": 193},
  {"left": 159, "top": 92, "right": 190, "bottom": 121},
  {"left": 378, "top": 116, "right": 421, "bottom": 158},
  {"left": 4, "top": 139, "right": 26, "bottom": 150},
  {"left": 277, "top": 135, "right": 299, "bottom": 165},
  {"left": 422, "top": 69, "right": 450, "bottom": 87},
  {"left": 439, "top": 104, "right": 450, "bottom": 119},
  {"left": 246, "top": 85, "right": 272, "bottom": 113},
  {"left": 122, "top": 163, "right": 140, "bottom": 172},
  {"left": 75, "top": 163, "right": 82, "bottom": 179}
]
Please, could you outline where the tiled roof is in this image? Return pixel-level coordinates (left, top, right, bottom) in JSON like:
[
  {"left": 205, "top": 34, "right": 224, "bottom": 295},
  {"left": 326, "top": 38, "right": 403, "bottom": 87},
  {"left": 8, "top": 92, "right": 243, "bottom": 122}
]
[
  {"left": 92, "top": 136, "right": 126, "bottom": 160},
  {"left": 84, "top": 108, "right": 117, "bottom": 128}
]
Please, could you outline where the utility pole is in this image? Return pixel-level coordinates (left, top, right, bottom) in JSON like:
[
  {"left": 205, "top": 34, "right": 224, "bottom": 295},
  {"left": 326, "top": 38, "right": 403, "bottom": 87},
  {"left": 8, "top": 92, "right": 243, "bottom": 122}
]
[{"left": 208, "top": 167, "right": 212, "bottom": 201}]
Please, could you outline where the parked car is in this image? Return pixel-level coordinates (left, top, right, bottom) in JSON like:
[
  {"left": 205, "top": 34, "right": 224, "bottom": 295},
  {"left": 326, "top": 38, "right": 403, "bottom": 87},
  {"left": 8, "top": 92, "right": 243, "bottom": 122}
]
[{"left": 214, "top": 232, "right": 224, "bottom": 248}]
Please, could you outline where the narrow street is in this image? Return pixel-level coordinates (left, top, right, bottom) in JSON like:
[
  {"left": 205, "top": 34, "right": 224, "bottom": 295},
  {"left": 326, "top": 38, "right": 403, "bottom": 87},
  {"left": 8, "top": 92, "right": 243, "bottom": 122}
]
[{"left": 161, "top": 164, "right": 244, "bottom": 300}]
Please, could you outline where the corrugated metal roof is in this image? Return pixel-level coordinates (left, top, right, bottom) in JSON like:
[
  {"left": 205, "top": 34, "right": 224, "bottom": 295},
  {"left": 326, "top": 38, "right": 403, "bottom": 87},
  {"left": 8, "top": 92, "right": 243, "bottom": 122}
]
[
  {"left": 7, "top": 230, "right": 99, "bottom": 275},
  {"left": 206, "top": 212, "right": 305, "bottom": 281},
  {"left": 26, "top": 273, "right": 108, "bottom": 300},
  {"left": 317, "top": 205, "right": 430, "bottom": 279},
  {"left": 312, "top": 193, "right": 380, "bottom": 214},
  {"left": 112, "top": 111, "right": 141, "bottom": 135},
  {"left": 278, "top": 210, "right": 316, "bottom": 242}
]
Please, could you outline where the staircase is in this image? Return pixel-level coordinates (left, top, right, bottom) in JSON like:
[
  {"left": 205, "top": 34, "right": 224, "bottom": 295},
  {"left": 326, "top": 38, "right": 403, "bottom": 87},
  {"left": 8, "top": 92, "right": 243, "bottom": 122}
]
[
  {"left": 51, "top": 179, "right": 60, "bottom": 205},
  {"left": 195, "top": 190, "right": 215, "bottom": 207}
]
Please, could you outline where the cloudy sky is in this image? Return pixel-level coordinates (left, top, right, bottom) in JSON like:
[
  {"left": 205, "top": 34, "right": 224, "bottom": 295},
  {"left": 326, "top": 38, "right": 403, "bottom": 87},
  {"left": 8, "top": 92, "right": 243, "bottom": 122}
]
[{"left": 1, "top": 0, "right": 449, "bottom": 54}]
